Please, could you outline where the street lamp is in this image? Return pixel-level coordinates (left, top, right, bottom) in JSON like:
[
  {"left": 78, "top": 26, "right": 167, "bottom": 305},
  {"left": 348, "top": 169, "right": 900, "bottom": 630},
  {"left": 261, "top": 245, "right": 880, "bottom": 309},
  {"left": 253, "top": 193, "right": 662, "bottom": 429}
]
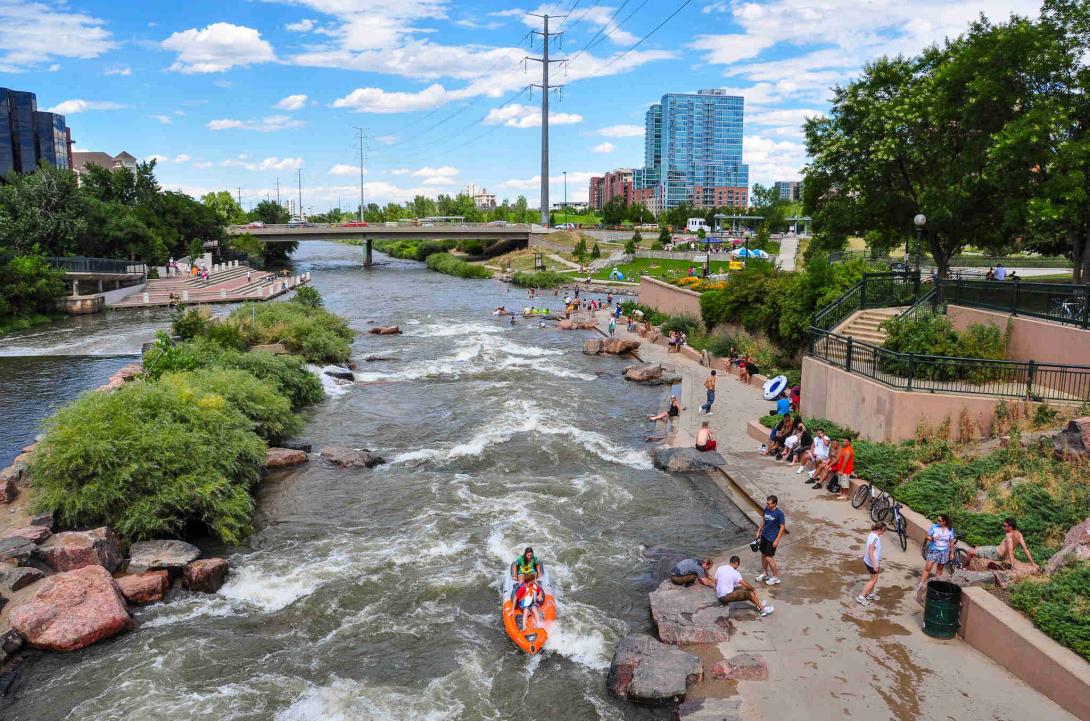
[
  {"left": 563, "top": 171, "right": 568, "bottom": 230},
  {"left": 913, "top": 213, "right": 927, "bottom": 274}
]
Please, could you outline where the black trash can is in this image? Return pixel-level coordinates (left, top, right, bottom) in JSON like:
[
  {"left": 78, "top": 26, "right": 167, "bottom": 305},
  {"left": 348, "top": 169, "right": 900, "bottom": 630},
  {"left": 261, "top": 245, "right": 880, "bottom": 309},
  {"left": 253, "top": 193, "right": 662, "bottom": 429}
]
[{"left": 923, "top": 580, "right": 962, "bottom": 639}]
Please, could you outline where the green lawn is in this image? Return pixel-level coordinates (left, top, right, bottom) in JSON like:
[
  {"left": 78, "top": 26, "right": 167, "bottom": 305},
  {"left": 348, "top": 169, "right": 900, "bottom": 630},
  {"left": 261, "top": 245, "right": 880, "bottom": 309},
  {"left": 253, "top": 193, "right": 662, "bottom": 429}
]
[
  {"left": 1020, "top": 272, "right": 1075, "bottom": 283},
  {"left": 590, "top": 257, "right": 736, "bottom": 281},
  {"left": 551, "top": 212, "right": 602, "bottom": 227}
]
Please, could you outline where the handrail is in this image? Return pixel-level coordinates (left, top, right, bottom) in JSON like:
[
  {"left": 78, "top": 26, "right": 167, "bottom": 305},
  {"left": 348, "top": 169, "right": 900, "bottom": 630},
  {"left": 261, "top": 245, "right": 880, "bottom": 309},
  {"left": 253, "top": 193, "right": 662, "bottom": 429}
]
[
  {"left": 46, "top": 256, "right": 148, "bottom": 275},
  {"left": 810, "top": 271, "right": 921, "bottom": 334},
  {"left": 899, "top": 287, "right": 939, "bottom": 320},
  {"left": 937, "top": 278, "right": 1090, "bottom": 329}
]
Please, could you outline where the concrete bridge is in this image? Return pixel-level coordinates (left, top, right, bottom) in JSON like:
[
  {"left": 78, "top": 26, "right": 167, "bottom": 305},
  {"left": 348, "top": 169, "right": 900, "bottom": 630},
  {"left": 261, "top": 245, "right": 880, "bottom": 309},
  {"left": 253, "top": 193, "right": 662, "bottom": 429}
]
[{"left": 228, "top": 222, "right": 535, "bottom": 266}]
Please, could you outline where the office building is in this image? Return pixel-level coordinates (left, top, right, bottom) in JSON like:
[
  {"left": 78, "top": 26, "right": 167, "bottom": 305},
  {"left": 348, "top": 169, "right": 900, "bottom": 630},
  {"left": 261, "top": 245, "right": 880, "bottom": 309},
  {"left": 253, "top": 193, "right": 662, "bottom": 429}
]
[
  {"left": 634, "top": 89, "right": 749, "bottom": 211},
  {"left": 473, "top": 188, "right": 496, "bottom": 211},
  {"left": 774, "top": 180, "right": 803, "bottom": 202},
  {"left": 588, "top": 168, "right": 634, "bottom": 211},
  {"left": 0, "top": 87, "right": 72, "bottom": 177}
]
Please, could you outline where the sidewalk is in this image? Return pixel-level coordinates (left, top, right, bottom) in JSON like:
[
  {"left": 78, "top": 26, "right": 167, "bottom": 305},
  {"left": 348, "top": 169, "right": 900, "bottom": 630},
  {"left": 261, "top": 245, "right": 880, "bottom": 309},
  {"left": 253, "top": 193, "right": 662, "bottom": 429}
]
[{"left": 597, "top": 311, "right": 1077, "bottom": 721}]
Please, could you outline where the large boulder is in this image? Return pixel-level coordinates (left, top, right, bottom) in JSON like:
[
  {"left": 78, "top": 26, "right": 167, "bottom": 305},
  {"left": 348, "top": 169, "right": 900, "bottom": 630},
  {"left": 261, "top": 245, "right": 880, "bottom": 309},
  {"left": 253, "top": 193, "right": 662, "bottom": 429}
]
[
  {"left": 33, "top": 527, "right": 122, "bottom": 573},
  {"left": 1053, "top": 417, "right": 1090, "bottom": 460},
  {"left": 946, "top": 568, "right": 998, "bottom": 588},
  {"left": 677, "top": 698, "right": 744, "bottom": 721},
  {"left": 652, "top": 447, "right": 727, "bottom": 474},
  {"left": 600, "top": 339, "right": 641, "bottom": 356},
  {"left": 0, "top": 566, "right": 43, "bottom": 595},
  {"left": 265, "top": 447, "right": 309, "bottom": 469},
  {"left": 4, "top": 526, "right": 51, "bottom": 544},
  {"left": 250, "top": 343, "right": 288, "bottom": 354},
  {"left": 116, "top": 570, "right": 171, "bottom": 605},
  {"left": 582, "top": 339, "right": 603, "bottom": 355},
  {"left": 323, "top": 367, "right": 355, "bottom": 381},
  {"left": 183, "top": 558, "right": 229, "bottom": 593},
  {"left": 29, "top": 513, "right": 55, "bottom": 530},
  {"left": 0, "top": 537, "right": 37, "bottom": 566},
  {"left": 624, "top": 363, "right": 682, "bottom": 386},
  {"left": 127, "top": 540, "right": 201, "bottom": 573},
  {"left": 8, "top": 565, "right": 132, "bottom": 652},
  {"left": 1062, "top": 517, "right": 1090, "bottom": 548},
  {"left": 0, "top": 628, "right": 24, "bottom": 666},
  {"left": 319, "top": 446, "right": 386, "bottom": 468},
  {"left": 0, "top": 458, "right": 28, "bottom": 490},
  {"left": 557, "top": 319, "right": 575, "bottom": 330},
  {"left": 368, "top": 325, "right": 401, "bottom": 335},
  {"left": 648, "top": 579, "right": 736, "bottom": 645},
  {"left": 607, "top": 633, "right": 702, "bottom": 705},
  {"left": 712, "top": 653, "right": 769, "bottom": 681},
  {"left": 0, "top": 475, "right": 14, "bottom": 504}
]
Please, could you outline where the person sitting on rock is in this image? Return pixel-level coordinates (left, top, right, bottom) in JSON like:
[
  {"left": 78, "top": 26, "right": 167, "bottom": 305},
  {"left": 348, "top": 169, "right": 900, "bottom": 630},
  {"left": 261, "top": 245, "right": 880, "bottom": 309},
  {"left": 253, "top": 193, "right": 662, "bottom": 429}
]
[
  {"left": 511, "top": 546, "right": 544, "bottom": 583},
  {"left": 670, "top": 557, "right": 715, "bottom": 588},
  {"left": 716, "top": 556, "right": 774, "bottom": 617},
  {"left": 963, "top": 517, "right": 1039, "bottom": 572},
  {"left": 695, "top": 421, "right": 718, "bottom": 452},
  {"left": 514, "top": 572, "right": 546, "bottom": 630},
  {"left": 648, "top": 395, "right": 682, "bottom": 423}
]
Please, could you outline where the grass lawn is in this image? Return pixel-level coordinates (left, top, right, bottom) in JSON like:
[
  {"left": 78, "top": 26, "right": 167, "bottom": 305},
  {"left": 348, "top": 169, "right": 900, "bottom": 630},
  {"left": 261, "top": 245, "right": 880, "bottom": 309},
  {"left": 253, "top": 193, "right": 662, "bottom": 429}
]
[
  {"left": 590, "top": 257, "right": 736, "bottom": 281},
  {"left": 1021, "top": 272, "right": 1075, "bottom": 282},
  {"left": 551, "top": 212, "right": 602, "bottom": 227}
]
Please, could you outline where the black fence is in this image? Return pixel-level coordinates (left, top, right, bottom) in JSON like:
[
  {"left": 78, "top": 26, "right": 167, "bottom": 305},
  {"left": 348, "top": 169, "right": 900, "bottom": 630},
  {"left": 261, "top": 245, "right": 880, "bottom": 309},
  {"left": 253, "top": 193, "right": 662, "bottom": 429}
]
[
  {"left": 810, "top": 329, "right": 1090, "bottom": 402},
  {"left": 812, "top": 271, "right": 921, "bottom": 334},
  {"left": 938, "top": 278, "right": 1090, "bottom": 329},
  {"left": 47, "top": 256, "right": 147, "bottom": 275}
]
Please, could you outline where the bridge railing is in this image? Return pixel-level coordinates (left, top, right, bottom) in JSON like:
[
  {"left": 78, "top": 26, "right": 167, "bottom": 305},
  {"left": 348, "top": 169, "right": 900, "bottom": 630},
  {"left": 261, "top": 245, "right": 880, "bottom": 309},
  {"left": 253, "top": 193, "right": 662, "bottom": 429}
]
[
  {"left": 47, "top": 256, "right": 148, "bottom": 275},
  {"left": 229, "top": 222, "right": 533, "bottom": 231}
]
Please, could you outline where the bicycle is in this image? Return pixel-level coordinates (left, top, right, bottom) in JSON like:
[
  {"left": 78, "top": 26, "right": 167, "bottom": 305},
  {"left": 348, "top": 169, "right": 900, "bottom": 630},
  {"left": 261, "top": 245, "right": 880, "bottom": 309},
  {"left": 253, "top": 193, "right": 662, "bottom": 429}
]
[
  {"left": 921, "top": 529, "right": 968, "bottom": 569},
  {"left": 889, "top": 499, "right": 909, "bottom": 552},
  {"left": 870, "top": 489, "right": 892, "bottom": 523},
  {"left": 851, "top": 479, "right": 881, "bottom": 512}
]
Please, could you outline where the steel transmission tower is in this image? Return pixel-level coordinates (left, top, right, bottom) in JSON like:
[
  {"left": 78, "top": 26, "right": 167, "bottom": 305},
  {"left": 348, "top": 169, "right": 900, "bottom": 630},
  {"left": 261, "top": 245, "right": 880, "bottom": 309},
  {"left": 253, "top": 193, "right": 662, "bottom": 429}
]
[{"left": 527, "top": 13, "right": 566, "bottom": 226}]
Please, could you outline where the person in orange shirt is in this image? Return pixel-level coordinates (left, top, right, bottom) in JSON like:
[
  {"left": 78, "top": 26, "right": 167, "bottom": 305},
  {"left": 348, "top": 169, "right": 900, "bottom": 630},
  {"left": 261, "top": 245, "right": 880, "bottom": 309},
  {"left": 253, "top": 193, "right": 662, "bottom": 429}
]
[{"left": 832, "top": 437, "right": 854, "bottom": 499}]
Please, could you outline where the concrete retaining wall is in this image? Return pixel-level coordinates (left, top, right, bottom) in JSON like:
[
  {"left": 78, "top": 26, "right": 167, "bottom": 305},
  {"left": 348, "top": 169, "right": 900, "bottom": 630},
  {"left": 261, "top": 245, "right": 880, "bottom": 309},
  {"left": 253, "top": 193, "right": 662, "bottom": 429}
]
[
  {"left": 637, "top": 277, "right": 702, "bottom": 319},
  {"left": 948, "top": 304, "right": 1090, "bottom": 369}
]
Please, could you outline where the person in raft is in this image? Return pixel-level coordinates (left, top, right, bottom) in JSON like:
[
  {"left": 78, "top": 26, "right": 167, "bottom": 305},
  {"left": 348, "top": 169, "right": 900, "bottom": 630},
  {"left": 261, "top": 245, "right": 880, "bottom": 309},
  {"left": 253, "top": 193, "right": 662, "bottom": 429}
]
[
  {"left": 696, "top": 421, "right": 717, "bottom": 452},
  {"left": 648, "top": 395, "right": 682, "bottom": 423},
  {"left": 514, "top": 573, "right": 546, "bottom": 630},
  {"left": 511, "top": 547, "right": 544, "bottom": 584}
]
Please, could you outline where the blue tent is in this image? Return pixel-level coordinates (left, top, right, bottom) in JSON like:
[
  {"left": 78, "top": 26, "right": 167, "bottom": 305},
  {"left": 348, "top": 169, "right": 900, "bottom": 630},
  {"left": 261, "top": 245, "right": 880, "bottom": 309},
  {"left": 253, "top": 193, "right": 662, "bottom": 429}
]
[
  {"left": 608, "top": 268, "right": 626, "bottom": 281},
  {"left": 731, "top": 248, "right": 770, "bottom": 258}
]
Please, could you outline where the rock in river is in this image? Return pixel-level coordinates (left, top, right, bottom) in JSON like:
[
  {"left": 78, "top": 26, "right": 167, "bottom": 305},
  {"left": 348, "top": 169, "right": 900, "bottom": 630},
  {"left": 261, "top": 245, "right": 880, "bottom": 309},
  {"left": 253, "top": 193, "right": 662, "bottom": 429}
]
[
  {"left": 368, "top": 325, "right": 401, "bottom": 335},
  {"left": 183, "top": 558, "right": 229, "bottom": 593},
  {"left": 127, "top": 539, "right": 201, "bottom": 572},
  {"left": 9, "top": 565, "right": 132, "bottom": 652},
  {"left": 323, "top": 367, "right": 355, "bottom": 381},
  {"left": 0, "top": 566, "right": 43, "bottom": 595},
  {"left": 623, "top": 363, "right": 681, "bottom": 385},
  {"left": 116, "top": 570, "right": 171, "bottom": 605},
  {"left": 265, "top": 447, "right": 309, "bottom": 469},
  {"left": 607, "top": 633, "right": 702, "bottom": 705},
  {"left": 651, "top": 447, "right": 726, "bottom": 473},
  {"left": 319, "top": 446, "right": 386, "bottom": 468},
  {"left": 33, "top": 527, "right": 122, "bottom": 573},
  {"left": 649, "top": 579, "right": 735, "bottom": 645}
]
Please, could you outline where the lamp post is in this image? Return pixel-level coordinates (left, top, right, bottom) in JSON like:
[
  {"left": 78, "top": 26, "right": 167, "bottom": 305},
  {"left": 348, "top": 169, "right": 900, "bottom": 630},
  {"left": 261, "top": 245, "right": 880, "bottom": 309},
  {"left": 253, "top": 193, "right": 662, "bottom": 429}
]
[
  {"left": 563, "top": 171, "right": 568, "bottom": 230},
  {"left": 913, "top": 213, "right": 926, "bottom": 273}
]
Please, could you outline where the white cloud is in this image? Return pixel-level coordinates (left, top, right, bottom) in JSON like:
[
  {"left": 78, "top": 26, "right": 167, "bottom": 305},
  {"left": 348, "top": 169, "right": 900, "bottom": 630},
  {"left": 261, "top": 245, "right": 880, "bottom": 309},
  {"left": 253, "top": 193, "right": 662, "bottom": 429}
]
[
  {"left": 162, "top": 22, "right": 276, "bottom": 73},
  {"left": 596, "top": 124, "right": 644, "bottom": 138},
  {"left": 329, "top": 163, "right": 365, "bottom": 175},
  {"left": 276, "top": 93, "right": 308, "bottom": 110},
  {"left": 743, "top": 134, "right": 807, "bottom": 186},
  {"left": 285, "top": 18, "right": 317, "bottom": 32},
  {"left": 389, "top": 168, "right": 411, "bottom": 176},
  {"left": 174, "top": 154, "right": 190, "bottom": 163},
  {"left": 260, "top": 157, "right": 303, "bottom": 171},
  {"left": 375, "top": 134, "right": 396, "bottom": 145},
  {"left": 193, "top": 161, "right": 214, "bottom": 169},
  {"left": 593, "top": 142, "right": 615, "bottom": 154},
  {"left": 104, "top": 65, "right": 131, "bottom": 76},
  {"left": 331, "top": 83, "right": 449, "bottom": 113},
  {"left": 411, "top": 165, "right": 458, "bottom": 178},
  {"left": 152, "top": 114, "right": 173, "bottom": 124},
  {"left": 207, "top": 115, "right": 304, "bottom": 132},
  {"left": 484, "top": 104, "right": 583, "bottom": 129},
  {"left": 0, "top": 1, "right": 116, "bottom": 72},
  {"left": 47, "top": 62, "right": 59, "bottom": 72},
  {"left": 145, "top": 154, "right": 171, "bottom": 164},
  {"left": 45, "top": 99, "right": 123, "bottom": 114},
  {"left": 221, "top": 156, "right": 256, "bottom": 170}
]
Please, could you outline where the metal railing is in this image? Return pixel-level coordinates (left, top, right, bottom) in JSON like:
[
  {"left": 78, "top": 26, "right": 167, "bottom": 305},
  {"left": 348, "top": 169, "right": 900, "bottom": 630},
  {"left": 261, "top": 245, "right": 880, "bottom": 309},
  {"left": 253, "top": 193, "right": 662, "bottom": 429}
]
[
  {"left": 938, "top": 278, "right": 1090, "bottom": 329},
  {"left": 810, "top": 330, "right": 1090, "bottom": 401},
  {"left": 812, "top": 271, "right": 921, "bottom": 334},
  {"left": 47, "top": 256, "right": 147, "bottom": 275}
]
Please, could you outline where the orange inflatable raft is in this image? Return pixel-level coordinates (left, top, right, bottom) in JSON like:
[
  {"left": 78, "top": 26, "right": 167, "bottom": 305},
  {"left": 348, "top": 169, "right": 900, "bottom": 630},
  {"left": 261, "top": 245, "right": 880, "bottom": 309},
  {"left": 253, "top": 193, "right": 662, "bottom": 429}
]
[{"left": 502, "top": 570, "right": 557, "bottom": 655}]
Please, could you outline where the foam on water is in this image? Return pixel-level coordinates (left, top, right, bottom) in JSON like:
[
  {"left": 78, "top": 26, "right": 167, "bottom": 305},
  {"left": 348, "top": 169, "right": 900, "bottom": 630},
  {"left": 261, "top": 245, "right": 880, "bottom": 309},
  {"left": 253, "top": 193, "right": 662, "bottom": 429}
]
[
  {"left": 310, "top": 365, "right": 352, "bottom": 397},
  {"left": 219, "top": 543, "right": 356, "bottom": 612}
]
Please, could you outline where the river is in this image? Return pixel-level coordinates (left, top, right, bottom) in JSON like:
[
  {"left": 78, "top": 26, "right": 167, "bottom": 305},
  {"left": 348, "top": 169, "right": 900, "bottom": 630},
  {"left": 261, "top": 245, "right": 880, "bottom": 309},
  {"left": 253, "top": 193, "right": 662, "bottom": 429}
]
[{"left": 0, "top": 241, "right": 751, "bottom": 720}]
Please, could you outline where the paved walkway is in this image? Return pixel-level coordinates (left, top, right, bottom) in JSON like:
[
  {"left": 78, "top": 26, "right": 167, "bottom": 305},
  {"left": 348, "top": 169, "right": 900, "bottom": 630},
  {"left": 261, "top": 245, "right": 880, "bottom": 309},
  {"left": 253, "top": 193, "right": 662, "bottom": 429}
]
[
  {"left": 777, "top": 234, "right": 800, "bottom": 271},
  {"left": 597, "top": 311, "right": 1077, "bottom": 721}
]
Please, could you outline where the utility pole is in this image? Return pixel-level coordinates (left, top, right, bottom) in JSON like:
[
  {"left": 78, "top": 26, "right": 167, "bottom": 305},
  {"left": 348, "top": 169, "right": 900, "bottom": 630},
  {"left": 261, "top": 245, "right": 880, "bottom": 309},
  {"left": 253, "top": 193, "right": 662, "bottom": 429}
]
[
  {"left": 275, "top": 178, "right": 281, "bottom": 207},
  {"left": 355, "top": 127, "right": 366, "bottom": 221},
  {"left": 527, "top": 13, "right": 566, "bottom": 227},
  {"left": 563, "top": 171, "right": 567, "bottom": 229},
  {"left": 237, "top": 187, "right": 242, "bottom": 208},
  {"left": 297, "top": 169, "right": 303, "bottom": 220}
]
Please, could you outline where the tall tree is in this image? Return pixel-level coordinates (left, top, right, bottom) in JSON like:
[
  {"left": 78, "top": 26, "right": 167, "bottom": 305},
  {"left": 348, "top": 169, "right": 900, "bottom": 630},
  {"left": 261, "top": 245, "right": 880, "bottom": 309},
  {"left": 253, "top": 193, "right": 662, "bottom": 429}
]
[
  {"left": 250, "top": 200, "right": 291, "bottom": 225},
  {"left": 0, "top": 164, "right": 87, "bottom": 256},
  {"left": 202, "top": 191, "right": 247, "bottom": 225},
  {"left": 601, "top": 196, "right": 629, "bottom": 226}
]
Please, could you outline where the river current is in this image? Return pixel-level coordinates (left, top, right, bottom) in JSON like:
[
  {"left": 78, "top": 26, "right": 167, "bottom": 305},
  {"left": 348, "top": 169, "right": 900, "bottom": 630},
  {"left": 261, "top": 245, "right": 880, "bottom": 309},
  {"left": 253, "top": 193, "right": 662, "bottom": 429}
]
[{"left": 0, "top": 242, "right": 750, "bottom": 720}]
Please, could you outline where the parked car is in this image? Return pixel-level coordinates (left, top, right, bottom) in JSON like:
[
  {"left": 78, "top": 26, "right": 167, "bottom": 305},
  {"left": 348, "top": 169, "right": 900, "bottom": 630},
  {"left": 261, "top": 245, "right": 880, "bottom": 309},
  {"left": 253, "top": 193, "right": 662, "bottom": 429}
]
[
  {"left": 242, "top": 221, "right": 265, "bottom": 229},
  {"left": 342, "top": 220, "right": 369, "bottom": 227},
  {"left": 287, "top": 219, "right": 316, "bottom": 228},
  {"left": 489, "top": 220, "right": 509, "bottom": 227}
]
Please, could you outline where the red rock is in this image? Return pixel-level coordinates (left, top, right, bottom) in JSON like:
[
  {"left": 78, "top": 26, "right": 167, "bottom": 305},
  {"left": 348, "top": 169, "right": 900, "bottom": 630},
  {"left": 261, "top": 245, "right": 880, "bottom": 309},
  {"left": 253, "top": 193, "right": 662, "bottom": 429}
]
[
  {"left": 183, "top": 558, "right": 228, "bottom": 593},
  {"left": 265, "top": 447, "right": 309, "bottom": 469},
  {"left": 600, "top": 339, "right": 641, "bottom": 355},
  {"left": 116, "top": 570, "right": 170, "bottom": 605},
  {"left": 3, "top": 526, "right": 50, "bottom": 543},
  {"left": 9, "top": 565, "right": 132, "bottom": 651},
  {"left": 712, "top": 653, "right": 768, "bottom": 681},
  {"left": 368, "top": 325, "right": 401, "bottom": 335},
  {"left": 1062, "top": 517, "right": 1090, "bottom": 548},
  {"left": 34, "top": 527, "right": 122, "bottom": 573},
  {"left": 115, "top": 363, "right": 143, "bottom": 381},
  {"left": 0, "top": 476, "right": 14, "bottom": 504},
  {"left": 557, "top": 319, "right": 574, "bottom": 330}
]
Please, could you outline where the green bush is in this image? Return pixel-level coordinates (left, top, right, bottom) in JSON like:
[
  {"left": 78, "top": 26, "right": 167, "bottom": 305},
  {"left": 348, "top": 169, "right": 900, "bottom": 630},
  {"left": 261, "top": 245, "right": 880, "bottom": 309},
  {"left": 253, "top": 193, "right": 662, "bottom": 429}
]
[
  {"left": 511, "top": 270, "right": 569, "bottom": 289},
  {"left": 880, "top": 313, "right": 1007, "bottom": 382},
  {"left": 456, "top": 239, "right": 486, "bottom": 255},
  {"left": 171, "top": 308, "right": 209, "bottom": 340},
  {"left": 425, "top": 252, "right": 493, "bottom": 279},
  {"left": 159, "top": 368, "right": 301, "bottom": 443},
  {"left": 1010, "top": 562, "right": 1090, "bottom": 662},
  {"left": 660, "top": 314, "right": 700, "bottom": 336},
  {"left": 0, "top": 253, "right": 65, "bottom": 319},
  {"left": 28, "top": 379, "right": 265, "bottom": 543},
  {"left": 206, "top": 322, "right": 247, "bottom": 351},
  {"left": 291, "top": 285, "right": 323, "bottom": 308},
  {"left": 373, "top": 239, "right": 456, "bottom": 261},
  {"left": 228, "top": 301, "right": 354, "bottom": 363}
]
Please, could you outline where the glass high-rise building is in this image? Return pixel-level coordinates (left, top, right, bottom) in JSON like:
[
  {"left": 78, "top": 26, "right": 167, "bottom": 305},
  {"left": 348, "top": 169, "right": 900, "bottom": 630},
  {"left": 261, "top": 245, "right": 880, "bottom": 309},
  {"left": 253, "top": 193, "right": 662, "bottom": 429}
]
[
  {"left": 0, "top": 87, "right": 71, "bottom": 177},
  {"left": 635, "top": 89, "right": 749, "bottom": 210}
]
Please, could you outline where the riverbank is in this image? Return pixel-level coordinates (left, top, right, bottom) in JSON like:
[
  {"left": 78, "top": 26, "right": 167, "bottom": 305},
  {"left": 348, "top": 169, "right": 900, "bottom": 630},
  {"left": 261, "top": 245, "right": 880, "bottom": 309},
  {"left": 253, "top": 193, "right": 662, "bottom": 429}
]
[{"left": 598, "top": 310, "right": 1080, "bottom": 720}]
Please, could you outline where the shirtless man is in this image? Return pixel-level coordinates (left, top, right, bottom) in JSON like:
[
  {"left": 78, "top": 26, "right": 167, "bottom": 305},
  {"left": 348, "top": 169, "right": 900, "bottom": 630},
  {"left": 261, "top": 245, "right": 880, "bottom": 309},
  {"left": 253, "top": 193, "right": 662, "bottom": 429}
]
[
  {"left": 695, "top": 421, "right": 717, "bottom": 452},
  {"left": 699, "top": 370, "right": 717, "bottom": 415},
  {"left": 963, "top": 517, "right": 1039, "bottom": 570}
]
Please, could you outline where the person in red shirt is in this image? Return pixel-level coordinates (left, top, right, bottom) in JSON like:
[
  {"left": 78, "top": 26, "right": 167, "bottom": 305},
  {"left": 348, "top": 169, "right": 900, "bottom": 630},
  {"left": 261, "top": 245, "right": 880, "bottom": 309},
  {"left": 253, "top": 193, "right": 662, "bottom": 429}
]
[
  {"left": 833, "top": 437, "right": 854, "bottom": 499},
  {"left": 514, "top": 573, "right": 545, "bottom": 630}
]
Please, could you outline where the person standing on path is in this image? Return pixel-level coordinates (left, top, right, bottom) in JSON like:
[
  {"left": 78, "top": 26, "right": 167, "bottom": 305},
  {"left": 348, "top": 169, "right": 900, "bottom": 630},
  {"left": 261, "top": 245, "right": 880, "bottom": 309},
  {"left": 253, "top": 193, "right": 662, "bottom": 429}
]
[
  {"left": 699, "top": 370, "right": 717, "bottom": 415},
  {"left": 608, "top": 317, "right": 616, "bottom": 338},
  {"left": 756, "top": 495, "right": 786, "bottom": 585},
  {"left": 920, "top": 513, "right": 956, "bottom": 589},
  {"left": 857, "top": 522, "right": 886, "bottom": 606}
]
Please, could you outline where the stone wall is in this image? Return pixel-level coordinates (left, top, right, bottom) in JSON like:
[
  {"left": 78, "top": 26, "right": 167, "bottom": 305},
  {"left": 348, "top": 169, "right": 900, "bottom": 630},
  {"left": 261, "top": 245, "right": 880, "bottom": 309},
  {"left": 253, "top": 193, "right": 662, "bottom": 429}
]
[
  {"left": 947, "top": 304, "right": 1090, "bottom": 369},
  {"left": 637, "top": 277, "right": 702, "bottom": 320}
]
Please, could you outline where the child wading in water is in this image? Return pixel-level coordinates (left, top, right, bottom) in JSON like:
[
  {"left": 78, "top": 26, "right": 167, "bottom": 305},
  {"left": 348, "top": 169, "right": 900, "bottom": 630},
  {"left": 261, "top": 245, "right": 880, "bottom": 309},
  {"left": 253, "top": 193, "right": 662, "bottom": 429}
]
[{"left": 857, "top": 522, "right": 885, "bottom": 606}]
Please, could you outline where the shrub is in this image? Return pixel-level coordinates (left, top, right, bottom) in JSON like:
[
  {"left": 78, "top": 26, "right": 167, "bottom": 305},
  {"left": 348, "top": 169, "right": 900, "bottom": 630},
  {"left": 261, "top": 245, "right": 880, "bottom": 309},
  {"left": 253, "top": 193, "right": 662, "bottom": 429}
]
[
  {"left": 171, "top": 307, "right": 210, "bottom": 340},
  {"left": 28, "top": 380, "right": 265, "bottom": 543},
  {"left": 159, "top": 368, "right": 301, "bottom": 443},
  {"left": 880, "top": 314, "right": 1007, "bottom": 382},
  {"left": 425, "top": 252, "right": 493, "bottom": 279},
  {"left": 228, "top": 301, "right": 353, "bottom": 363},
  {"left": 291, "top": 285, "right": 323, "bottom": 308},
  {"left": 511, "top": 270, "right": 569, "bottom": 288},
  {"left": 456, "top": 239, "right": 486, "bottom": 255},
  {"left": 660, "top": 314, "right": 700, "bottom": 336},
  {"left": 206, "top": 322, "right": 247, "bottom": 351},
  {"left": 591, "top": 243, "right": 601, "bottom": 259},
  {"left": 1010, "top": 562, "right": 1090, "bottom": 662}
]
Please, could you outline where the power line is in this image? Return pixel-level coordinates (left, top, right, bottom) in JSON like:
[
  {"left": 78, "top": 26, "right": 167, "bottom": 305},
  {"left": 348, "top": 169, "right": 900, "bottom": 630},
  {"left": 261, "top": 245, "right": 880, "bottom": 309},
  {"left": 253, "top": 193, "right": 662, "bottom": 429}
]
[
  {"left": 567, "top": 0, "right": 631, "bottom": 65},
  {"left": 582, "top": 0, "right": 651, "bottom": 54},
  {"left": 597, "top": 0, "right": 694, "bottom": 72}
]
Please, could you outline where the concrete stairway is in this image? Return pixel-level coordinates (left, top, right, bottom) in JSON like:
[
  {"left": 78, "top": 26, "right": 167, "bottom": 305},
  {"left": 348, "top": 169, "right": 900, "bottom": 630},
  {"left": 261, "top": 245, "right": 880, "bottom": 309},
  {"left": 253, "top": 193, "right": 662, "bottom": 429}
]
[
  {"left": 834, "top": 307, "right": 904, "bottom": 345},
  {"left": 110, "top": 264, "right": 304, "bottom": 307}
]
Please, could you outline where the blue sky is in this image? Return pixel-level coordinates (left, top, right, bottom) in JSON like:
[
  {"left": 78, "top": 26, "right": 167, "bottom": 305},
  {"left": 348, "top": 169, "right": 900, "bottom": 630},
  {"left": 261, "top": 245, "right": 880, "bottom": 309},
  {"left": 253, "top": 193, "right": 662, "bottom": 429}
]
[{"left": 0, "top": 0, "right": 1043, "bottom": 211}]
